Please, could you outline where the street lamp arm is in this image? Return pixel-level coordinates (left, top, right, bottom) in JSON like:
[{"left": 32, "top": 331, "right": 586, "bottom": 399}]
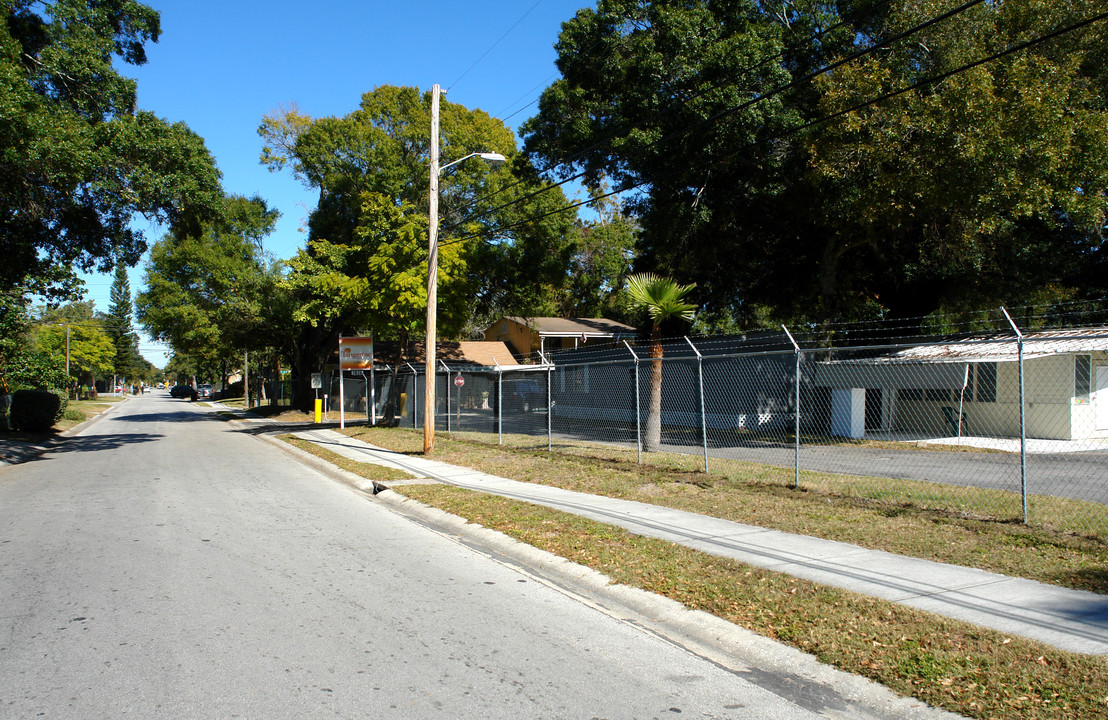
[
  {"left": 439, "top": 151, "right": 506, "bottom": 175},
  {"left": 424, "top": 84, "right": 509, "bottom": 455}
]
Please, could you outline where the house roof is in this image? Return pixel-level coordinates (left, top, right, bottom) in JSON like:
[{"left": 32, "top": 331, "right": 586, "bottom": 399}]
[
  {"left": 851, "top": 328, "right": 1108, "bottom": 364},
  {"left": 372, "top": 341, "right": 518, "bottom": 367},
  {"left": 501, "top": 316, "right": 637, "bottom": 337}
]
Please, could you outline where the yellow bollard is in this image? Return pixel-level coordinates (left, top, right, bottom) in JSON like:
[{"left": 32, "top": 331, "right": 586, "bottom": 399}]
[{"left": 314, "top": 398, "right": 322, "bottom": 423}]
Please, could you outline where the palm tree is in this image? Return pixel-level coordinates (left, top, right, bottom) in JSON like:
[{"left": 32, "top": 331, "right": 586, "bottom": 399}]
[{"left": 626, "top": 273, "right": 696, "bottom": 452}]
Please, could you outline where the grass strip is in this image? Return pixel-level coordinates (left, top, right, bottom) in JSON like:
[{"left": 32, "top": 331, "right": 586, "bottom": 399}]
[
  {"left": 280, "top": 435, "right": 417, "bottom": 483},
  {"left": 337, "top": 425, "right": 1108, "bottom": 594},
  {"left": 398, "top": 483, "right": 1108, "bottom": 720}
]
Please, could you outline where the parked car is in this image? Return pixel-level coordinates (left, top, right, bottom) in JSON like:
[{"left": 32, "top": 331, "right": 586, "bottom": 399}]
[
  {"left": 196, "top": 384, "right": 213, "bottom": 399},
  {"left": 170, "top": 384, "right": 197, "bottom": 400},
  {"left": 506, "top": 380, "right": 545, "bottom": 413}
]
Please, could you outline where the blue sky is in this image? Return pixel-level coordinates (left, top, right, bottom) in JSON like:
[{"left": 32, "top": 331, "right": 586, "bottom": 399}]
[{"left": 77, "top": 0, "right": 590, "bottom": 365}]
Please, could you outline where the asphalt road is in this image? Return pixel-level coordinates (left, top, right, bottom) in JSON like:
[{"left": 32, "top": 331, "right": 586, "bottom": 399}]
[{"left": 0, "top": 394, "right": 936, "bottom": 719}]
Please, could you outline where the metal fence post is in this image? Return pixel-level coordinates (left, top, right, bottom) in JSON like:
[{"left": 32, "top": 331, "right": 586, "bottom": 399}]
[
  {"left": 624, "top": 341, "right": 642, "bottom": 464},
  {"left": 685, "top": 337, "right": 708, "bottom": 472},
  {"left": 783, "top": 325, "right": 801, "bottom": 489},
  {"left": 405, "top": 363, "right": 418, "bottom": 429},
  {"left": 1002, "top": 307, "right": 1028, "bottom": 523},
  {"left": 439, "top": 360, "right": 451, "bottom": 434},
  {"left": 539, "top": 351, "right": 553, "bottom": 452},
  {"left": 497, "top": 363, "right": 503, "bottom": 445}
]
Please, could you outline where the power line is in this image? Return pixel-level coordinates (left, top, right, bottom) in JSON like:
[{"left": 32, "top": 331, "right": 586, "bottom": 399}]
[
  {"left": 463, "top": 0, "right": 892, "bottom": 227},
  {"left": 446, "top": 0, "right": 547, "bottom": 93},
  {"left": 446, "top": 0, "right": 992, "bottom": 235},
  {"left": 442, "top": 5, "right": 1107, "bottom": 249}
]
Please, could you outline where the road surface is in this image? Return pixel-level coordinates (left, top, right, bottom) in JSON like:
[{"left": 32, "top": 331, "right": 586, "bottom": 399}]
[{"left": 0, "top": 394, "right": 945, "bottom": 719}]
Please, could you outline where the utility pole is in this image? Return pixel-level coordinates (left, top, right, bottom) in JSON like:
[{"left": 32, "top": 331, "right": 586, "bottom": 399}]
[{"left": 424, "top": 84, "right": 441, "bottom": 455}]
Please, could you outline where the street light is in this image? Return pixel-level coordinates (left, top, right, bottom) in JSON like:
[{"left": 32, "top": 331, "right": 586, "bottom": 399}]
[{"left": 425, "top": 83, "right": 506, "bottom": 454}]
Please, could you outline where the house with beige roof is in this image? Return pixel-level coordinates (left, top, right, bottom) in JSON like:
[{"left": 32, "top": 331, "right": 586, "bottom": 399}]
[{"left": 483, "top": 316, "right": 637, "bottom": 359}]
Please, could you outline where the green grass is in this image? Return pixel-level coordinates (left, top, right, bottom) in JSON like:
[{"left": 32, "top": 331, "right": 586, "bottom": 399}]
[
  {"left": 340, "top": 426, "right": 1108, "bottom": 594},
  {"left": 275, "top": 426, "right": 1108, "bottom": 719},
  {"left": 393, "top": 484, "right": 1108, "bottom": 720},
  {"left": 52, "top": 397, "right": 124, "bottom": 432}
]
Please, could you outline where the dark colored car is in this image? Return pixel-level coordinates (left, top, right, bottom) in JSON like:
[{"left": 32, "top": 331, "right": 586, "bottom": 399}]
[
  {"left": 170, "top": 384, "right": 197, "bottom": 400},
  {"left": 506, "top": 380, "right": 545, "bottom": 413}
]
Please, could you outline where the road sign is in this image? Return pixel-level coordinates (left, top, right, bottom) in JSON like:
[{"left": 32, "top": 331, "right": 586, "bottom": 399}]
[
  {"left": 311, "top": 373, "right": 322, "bottom": 389},
  {"left": 454, "top": 374, "right": 465, "bottom": 387}
]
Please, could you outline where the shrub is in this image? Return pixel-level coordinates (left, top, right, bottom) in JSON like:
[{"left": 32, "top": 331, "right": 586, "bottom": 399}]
[
  {"left": 10, "top": 389, "right": 65, "bottom": 432},
  {"left": 221, "top": 380, "right": 244, "bottom": 399}
]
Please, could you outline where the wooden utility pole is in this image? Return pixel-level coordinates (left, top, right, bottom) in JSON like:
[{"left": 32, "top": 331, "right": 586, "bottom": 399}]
[{"left": 424, "top": 84, "right": 440, "bottom": 455}]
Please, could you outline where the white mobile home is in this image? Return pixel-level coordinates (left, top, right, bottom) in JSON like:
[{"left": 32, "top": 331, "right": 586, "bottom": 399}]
[{"left": 811, "top": 329, "right": 1108, "bottom": 441}]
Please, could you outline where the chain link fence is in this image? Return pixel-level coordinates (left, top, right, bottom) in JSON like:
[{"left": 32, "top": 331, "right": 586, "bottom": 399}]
[{"left": 364, "top": 326, "right": 1108, "bottom": 538}]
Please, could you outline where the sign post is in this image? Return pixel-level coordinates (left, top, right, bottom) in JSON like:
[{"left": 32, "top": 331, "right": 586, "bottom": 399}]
[
  {"left": 338, "top": 336, "right": 374, "bottom": 430},
  {"left": 454, "top": 373, "right": 464, "bottom": 425},
  {"left": 311, "top": 373, "right": 322, "bottom": 423}
]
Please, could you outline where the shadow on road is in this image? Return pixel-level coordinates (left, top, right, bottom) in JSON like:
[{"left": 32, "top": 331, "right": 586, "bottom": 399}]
[
  {"left": 118, "top": 410, "right": 218, "bottom": 424},
  {"left": 237, "top": 421, "right": 321, "bottom": 437},
  {"left": 24, "top": 432, "right": 164, "bottom": 459}
]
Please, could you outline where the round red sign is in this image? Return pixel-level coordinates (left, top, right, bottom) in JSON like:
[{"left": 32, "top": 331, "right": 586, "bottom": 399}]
[{"left": 453, "top": 374, "right": 465, "bottom": 387}]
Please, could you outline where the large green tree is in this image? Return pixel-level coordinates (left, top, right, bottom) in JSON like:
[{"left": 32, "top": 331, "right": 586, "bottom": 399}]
[
  {"left": 260, "top": 86, "right": 577, "bottom": 409},
  {"left": 0, "top": 293, "right": 68, "bottom": 394},
  {"left": 0, "top": 0, "right": 222, "bottom": 299},
  {"left": 523, "top": 0, "right": 1108, "bottom": 327},
  {"left": 557, "top": 189, "right": 639, "bottom": 320},
  {"left": 259, "top": 85, "right": 578, "bottom": 333},
  {"left": 31, "top": 301, "right": 115, "bottom": 394},
  {"left": 106, "top": 261, "right": 143, "bottom": 379},
  {"left": 522, "top": 0, "right": 794, "bottom": 325},
  {"left": 802, "top": 0, "right": 1108, "bottom": 321},
  {"left": 284, "top": 192, "right": 465, "bottom": 343},
  {"left": 136, "top": 195, "right": 283, "bottom": 384}
]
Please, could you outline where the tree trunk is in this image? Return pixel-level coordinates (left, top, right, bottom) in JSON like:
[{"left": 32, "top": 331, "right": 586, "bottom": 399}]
[
  {"left": 381, "top": 330, "right": 409, "bottom": 427},
  {"left": 644, "top": 326, "right": 663, "bottom": 452}
]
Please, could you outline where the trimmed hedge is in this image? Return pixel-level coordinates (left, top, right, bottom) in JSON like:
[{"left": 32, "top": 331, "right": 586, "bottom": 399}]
[{"left": 10, "top": 389, "right": 66, "bottom": 432}]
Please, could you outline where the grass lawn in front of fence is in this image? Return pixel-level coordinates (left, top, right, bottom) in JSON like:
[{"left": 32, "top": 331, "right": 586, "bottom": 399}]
[
  {"left": 274, "top": 429, "right": 1108, "bottom": 720},
  {"left": 336, "top": 425, "right": 1108, "bottom": 594},
  {"left": 397, "top": 484, "right": 1108, "bottom": 720}
]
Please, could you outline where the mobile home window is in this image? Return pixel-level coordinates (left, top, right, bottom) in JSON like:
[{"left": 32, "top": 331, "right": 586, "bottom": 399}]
[
  {"left": 897, "top": 388, "right": 924, "bottom": 402},
  {"left": 975, "top": 362, "right": 997, "bottom": 403},
  {"left": 1075, "top": 355, "right": 1092, "bottom": 404}
]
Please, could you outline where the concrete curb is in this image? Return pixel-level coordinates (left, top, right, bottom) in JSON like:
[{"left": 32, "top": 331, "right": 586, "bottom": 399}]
[{"left": 251, "top": 427, "right": 962, "bottom": 720}]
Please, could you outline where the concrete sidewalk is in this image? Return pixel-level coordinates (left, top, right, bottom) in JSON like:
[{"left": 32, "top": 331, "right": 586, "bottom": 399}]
[{"left": 284, "top": 427, "right": 1108, "bottom": 656}]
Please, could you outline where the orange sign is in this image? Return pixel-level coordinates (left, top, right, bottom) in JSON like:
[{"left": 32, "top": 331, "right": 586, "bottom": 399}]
[{"left": 339, "top": 336, "right": 374, "bottom": 369}]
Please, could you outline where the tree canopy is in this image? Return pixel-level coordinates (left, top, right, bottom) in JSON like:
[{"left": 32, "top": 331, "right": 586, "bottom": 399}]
[
  {"left": 523, "top": 0, "right": 1108, "bottom": 327},
  {"left": 0, "top": 293, "right": 68, "bottom": 393},
  {"left": 136, "top": 195, "right": 281, "bottom": 377},
  {"left": 0, "top": 0, "right": 223, "bottom": 299},
  {"left": 30, "top": 301, "right": 115, "bottom": 390},
  {"left": 259, "top": 85, "right": 578, "bottom": 337}
]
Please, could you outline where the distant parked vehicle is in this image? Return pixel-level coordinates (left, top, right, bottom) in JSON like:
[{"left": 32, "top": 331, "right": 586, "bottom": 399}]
[
  {"left": 506, "top": 380, "right": 545, "bottom": 413},
  {"left": 170, "top": 385, "right": 197, "bottom": 400},
  {"left": 196, "top": 384, "right": 213, "bottom": 399}
]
